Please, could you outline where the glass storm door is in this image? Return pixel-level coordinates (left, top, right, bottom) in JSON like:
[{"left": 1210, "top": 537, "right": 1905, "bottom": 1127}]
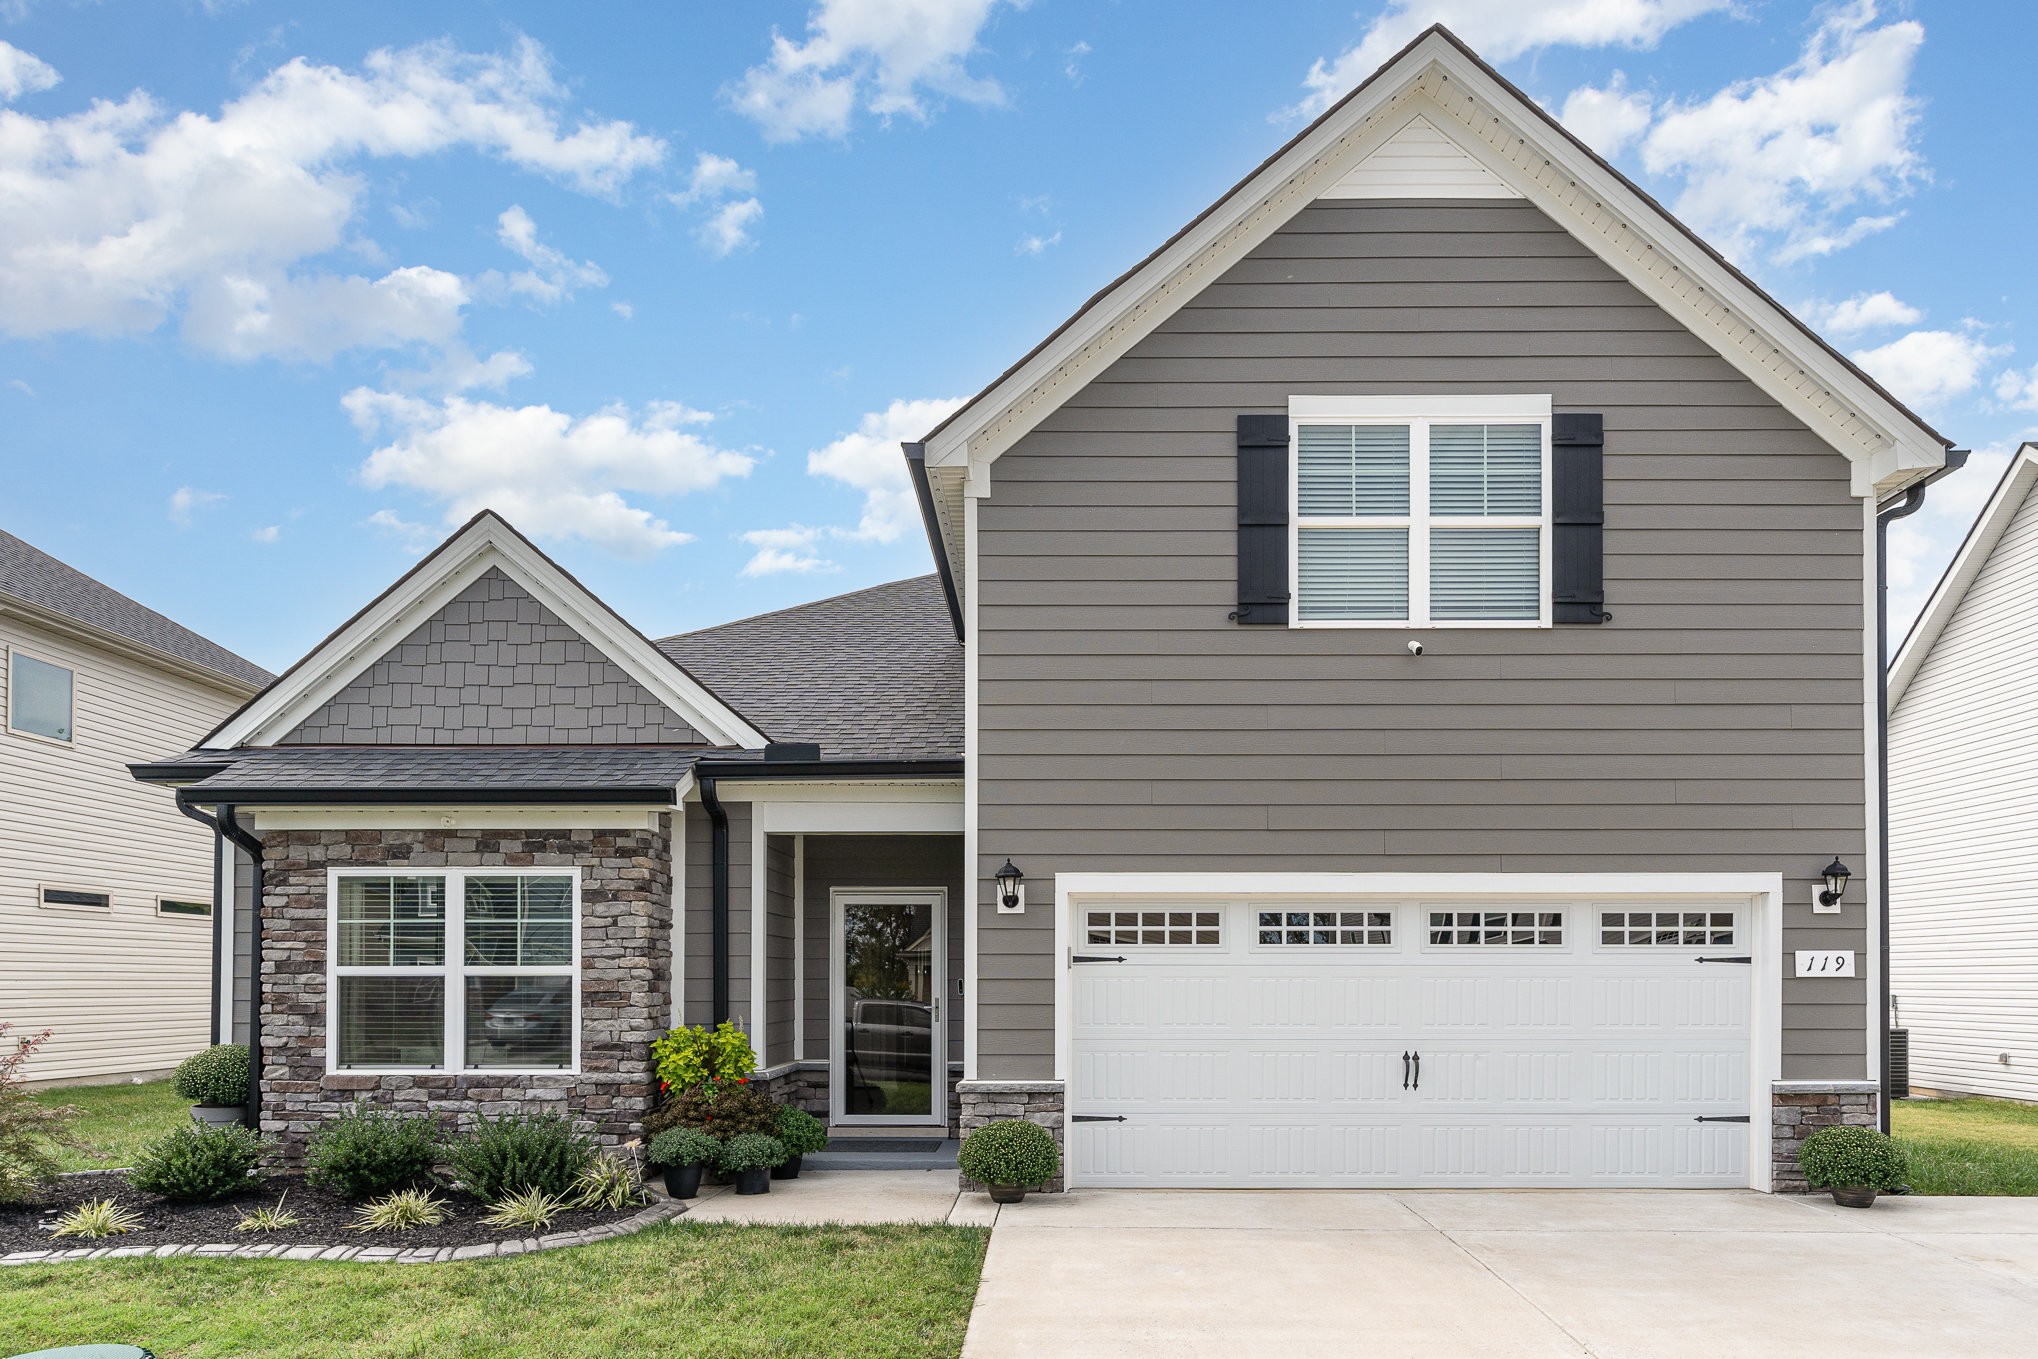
[{"left": 832, "top": 889, "right": 944, "bottom": 1125}]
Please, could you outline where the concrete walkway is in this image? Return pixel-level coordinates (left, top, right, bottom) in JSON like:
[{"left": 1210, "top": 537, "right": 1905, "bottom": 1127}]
[
  {"left": 962, "top": 1190, "right": 2038, "bottom": 1358},
  {"left": 672, "top": 1168, "right": 993, "bottom": 1226}
]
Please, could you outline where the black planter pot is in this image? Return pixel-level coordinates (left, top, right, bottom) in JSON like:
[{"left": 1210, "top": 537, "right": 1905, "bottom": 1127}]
[
  {"left": 662, "top": 1162, "right": 705, "bottom": 1199},
  {"left": 1831, "top": 1185, "right": 1879, "bottom": 1209},
  {"left": 771, "top": 1153, "right": 804, "bottom": 1181},
  {"left": 987, "top": 1184, "right": 1027, "bottom": 1204},
  {"left": 734, "top": 1166, "right": 772, "bottom": 1195}
]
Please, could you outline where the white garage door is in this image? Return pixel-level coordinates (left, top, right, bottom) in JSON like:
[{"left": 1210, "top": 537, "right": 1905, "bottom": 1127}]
[{"left": 1069, "top": 898, "right": 1752, "bottom": 1188}]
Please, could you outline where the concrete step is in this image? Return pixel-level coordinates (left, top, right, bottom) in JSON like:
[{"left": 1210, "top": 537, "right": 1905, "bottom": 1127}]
[{"left": 807, "top": 1139, "right": 958, "bottom": 1172}]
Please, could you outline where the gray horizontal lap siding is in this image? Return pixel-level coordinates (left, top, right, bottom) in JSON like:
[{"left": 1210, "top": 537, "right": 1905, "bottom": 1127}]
[
  {"left": 765, "top": 835, "right": 796, "bottom": 1068},
  {"left": 682, "top": 802, "right": 752, "bottom": 1031},
  {"left": 973, "top": 198, "right": 1867, "bottom": 1080}
]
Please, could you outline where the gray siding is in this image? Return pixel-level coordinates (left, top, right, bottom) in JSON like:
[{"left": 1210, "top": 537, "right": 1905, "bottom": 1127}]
[
  {"left": 801, "top": 835, "right": 966, "bottom": 1069},
  {"left": 282, "top": 567, "right": 702, "bottom": 745},
  {"left": 228, "top": 842, "right": 255, "bottom": 1045},
  {"left": 974, "top": 198, "right": 1868, "bottom": 1080},
  {"left": 764, "top": 834, "right": 796, "bottom": 1067},
  {"left": 682, "top": 802, "right": 753, "bottom": 1031}
]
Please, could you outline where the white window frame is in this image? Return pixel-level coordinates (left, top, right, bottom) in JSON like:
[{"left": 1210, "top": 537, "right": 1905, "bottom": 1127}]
[
  {"left": 157, "top": 895, "right": 212, "bottom": 920},
  {"left": 39, "top": 883, "right": 111, "bottom": 912},
  {"left": 1288, "top": 394, "right": 1553, "bottom": 629},
  {"left": 6, "top": 647, "right": 75, "bottom": 745},
  {"left": 325, "top": 867, "right": 581, "bottom": 1077}
]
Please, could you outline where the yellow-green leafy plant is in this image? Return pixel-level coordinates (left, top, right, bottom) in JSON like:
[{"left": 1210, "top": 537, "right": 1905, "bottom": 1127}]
[
  {"left": 482, "top": 1186, "right": 570, "bottom": 1230},
  {"left": 350, "top": 1188, "right": 448, "bottom": 1232},
  {"left": 571, "top": 1151, "right": 641, "bottom": 1210},
  {"left": 52, "top": 1198, "right": 144, "bottom": 1239},
  {"left": 235, "top": 1194, "right": 302, "bottom": 1233},
  {"left": 650, "top": 1021, "right": 757, "bottom": 1096}
]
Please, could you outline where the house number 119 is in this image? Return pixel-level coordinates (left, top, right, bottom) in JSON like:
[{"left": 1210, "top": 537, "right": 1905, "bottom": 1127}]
[{"left": 1794, "top": 950, "right": 1856, "bottom": 978}]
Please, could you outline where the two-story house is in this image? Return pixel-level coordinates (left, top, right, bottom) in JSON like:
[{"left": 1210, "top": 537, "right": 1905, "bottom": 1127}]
[{"left": 134, "top": 28, "right": 1952, "bottom": 1192}]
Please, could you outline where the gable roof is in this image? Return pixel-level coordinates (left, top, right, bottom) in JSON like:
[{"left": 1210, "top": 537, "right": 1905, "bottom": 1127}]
[
  {"left": 911, "top": 24, "right": 1951, "bottom": 596},
  {"left": 139, "top": 744, "right": 744, "bottom": 804},
  {"left": 0, "top": 528, "right": 271, "bottom": 692},
  {"left": 659, "top": 574, "right": 962, "bottom": 761},
  {"left": 201, "top": 511, "right": 768, "bottom": 751},
  {"left": 1889, "top": 443, "right": 2038, "bottom": 711}
]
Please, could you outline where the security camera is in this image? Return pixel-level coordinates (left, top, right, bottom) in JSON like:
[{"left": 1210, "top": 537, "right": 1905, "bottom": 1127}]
[{"left": 1406, "top": 640, "right": 1424, "bottom": 656}]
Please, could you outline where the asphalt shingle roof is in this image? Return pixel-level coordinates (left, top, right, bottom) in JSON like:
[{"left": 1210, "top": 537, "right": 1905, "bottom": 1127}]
[
  {"left": 0, "top": 528, "right": 272, "bottom": 690},
  {"left": 659, "top": 575, "right": 961, "bottom": 761},
  {"left": 157, "top": 745, "right": 754, "bottom": 799}
]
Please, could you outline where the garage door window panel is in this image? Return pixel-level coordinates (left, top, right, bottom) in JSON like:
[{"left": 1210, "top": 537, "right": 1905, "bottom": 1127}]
[
  {"left": 1085, "top": 908, "right": 1220, "bottom": 947},
  {"left": 1256, "top": 909, "right": 1392, "bottom": 947},
  {"left": 1600, "top": 909, "right": 1735, "bottom": 947},
  {"left": 1428, "top": 910, "right": 1563, "bottom": 946}
]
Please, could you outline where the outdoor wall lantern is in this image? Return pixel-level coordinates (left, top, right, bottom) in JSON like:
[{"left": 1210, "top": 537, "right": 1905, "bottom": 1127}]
[
  {"left": 994, "top": 858, "right": 1026, "bottom": 915},
  {"left": 1818, "top": 857, "right": 1852, "bottom": 909}
]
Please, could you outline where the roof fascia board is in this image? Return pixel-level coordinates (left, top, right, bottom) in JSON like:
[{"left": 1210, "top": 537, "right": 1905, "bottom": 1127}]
[
  {"left": 204, "top": 517, "right": 766, "bottom": 749},
  {"left": 1888, "top": 444, "right": 2038, "bottom": 709},
  {"left": 0, "top": 597, "right": 263, "bottom": 697},
  {"left": 924, "top": 35, "right": 1944, "bottom": 497}
]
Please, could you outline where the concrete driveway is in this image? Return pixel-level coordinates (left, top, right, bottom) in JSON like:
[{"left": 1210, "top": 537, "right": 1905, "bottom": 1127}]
[{"left": 962, "top": 1190, "right": 2038, "bottom": 1358}]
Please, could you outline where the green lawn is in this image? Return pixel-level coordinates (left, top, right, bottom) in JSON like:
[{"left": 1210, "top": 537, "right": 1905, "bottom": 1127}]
[
  {"left": 1893, "top": 1097, "right": 2038, "bottom": 1195},
  {"left": 0, "top": 1221, "right": 989, "bottom": 1358},
  {"left": 32, "top": 1077, "right": 190, "bottom": 1171}
]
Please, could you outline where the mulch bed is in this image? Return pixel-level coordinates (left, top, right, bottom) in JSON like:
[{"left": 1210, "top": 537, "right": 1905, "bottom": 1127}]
[{"left": 0, "top": 1172, "right": 647, "bottom": 1252}]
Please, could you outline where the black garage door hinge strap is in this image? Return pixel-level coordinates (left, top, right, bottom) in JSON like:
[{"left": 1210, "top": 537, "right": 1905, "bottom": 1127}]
[
  {"left": 1696, "top": 956, "right": 1752, "bottom": 964},
  {"left": 1071, "top": 954, "right": 1127, "bottom": 964},
  {"left": 1071, "top": 1115, "right": 1127, "bottom": 1123},
  {"left": 1693, "top": 1115, "right": 1751, "bottom": 1123}
]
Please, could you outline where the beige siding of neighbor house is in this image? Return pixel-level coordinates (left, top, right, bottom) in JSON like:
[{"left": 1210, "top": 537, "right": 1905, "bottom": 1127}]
[
  {"left": 1, "top": 614, "right": 248, "bottom": 1082},
  {"left": 972, "top": 198, "right": 1870, "bottom": 1081},
  {"left": 1890, "top": 471, "right": 2038, "bottom": 1101}
]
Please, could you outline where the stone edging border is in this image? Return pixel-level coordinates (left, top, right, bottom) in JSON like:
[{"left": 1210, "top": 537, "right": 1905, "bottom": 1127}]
[{"left": 1, "top": 1197, "right": 686, "bottom": 1267}]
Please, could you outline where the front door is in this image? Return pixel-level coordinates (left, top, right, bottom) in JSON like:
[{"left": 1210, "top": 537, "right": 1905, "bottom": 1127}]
[{"left": 831, "top": 888, "right": 946, "bottom": 1125}]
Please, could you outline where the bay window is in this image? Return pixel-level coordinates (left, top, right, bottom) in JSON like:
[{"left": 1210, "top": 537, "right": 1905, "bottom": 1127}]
[
  {"left": 329, "top": 868, "right": 578, "bottom": 1073},
  {"left": 1290, "top": 396, "right": 1552, "bottom": 627}
]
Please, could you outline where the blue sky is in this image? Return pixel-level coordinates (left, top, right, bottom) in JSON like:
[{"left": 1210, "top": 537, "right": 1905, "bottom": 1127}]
[{"left": 0, "top": 1, "right": 2029, "bottom": 672}]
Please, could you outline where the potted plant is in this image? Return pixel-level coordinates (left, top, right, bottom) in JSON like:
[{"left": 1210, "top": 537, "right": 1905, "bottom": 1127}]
[
  {"left": 958, "top": 1120, "right": 1060, "bottom": 1205},
  {"left": 718, "top": 1132, "right": 787, "bottom": 1196},
  {"left": 172, "top": 1044, "right": 250, "bottom": 1127},
  {"left": 1799, "top": 1125, "right": 1908, "bottom": 1208},
  {"left": 772, "top": 1106, "right": 828, "bottom": 1180},
  {"left": 647, "top": 1127, "right": 721, "bottom": 1199}
]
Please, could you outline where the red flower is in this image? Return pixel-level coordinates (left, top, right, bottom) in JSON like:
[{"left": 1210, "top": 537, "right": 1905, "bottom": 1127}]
[{"left": 737, "top": 1078, "right": 748, "bottom": 1084}]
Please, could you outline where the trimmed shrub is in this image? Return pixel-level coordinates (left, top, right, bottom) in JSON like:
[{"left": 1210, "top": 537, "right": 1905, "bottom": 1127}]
[
  {"left": 650, "top": 1021, "right": 758, "bottom": 1094},
  {"left": 717, "top": 1132, "right": 787, "bottom": 1173},
  {"left": 644, "top": 1080, "right": 779, "bottom": 1142},
  {"left": 0, "top": 1024, "right": 78, "bottom": 1204},
  {"left": 172, "top": 1044, "right": 250, "bottom": 1108},
  {"left": 446, "top": 1112, "right": 596, "bottom": 1202},
  {"left": 774, "top": 1105, "right": 829, "bottom": 1157},
  {"left": 958, "top": 1120, "right": 1060, "bottom": 1188},
  {"left": 647, "top": 1127, "right": 721, "bottom": 1169},
  {"left": 1799, "top": 1125, "right": 1908, "bottom": 1190},
  {"left": 305, "top": 1105, "right": 442, "bottom": 1199},
  {"left": 129, "top": 1123, "right": 266, "bottom": 1201}
]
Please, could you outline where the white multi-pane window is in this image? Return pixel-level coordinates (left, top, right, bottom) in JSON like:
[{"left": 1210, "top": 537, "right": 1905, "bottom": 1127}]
[
  {"left": 1085, "top": 909, "right": 1221, "bottom": 946},
  {"left": 328, "top": 869, "right": 578, "bottom": 1074},
  {"left": 1428, "top": 909, "right": 1564, "bottom": 946},
  {"left": 1289, "top": 396, "right": 1552, "bottom": 627}
]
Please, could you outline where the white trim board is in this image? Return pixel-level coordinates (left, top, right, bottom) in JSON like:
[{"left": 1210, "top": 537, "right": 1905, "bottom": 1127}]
[
  {"left": 1889, "top": 443, "right": 2038, "bottom": 710},
  {"left": 203, "top": 511, "right": 765, "bottom": 750},
  {"left": 920, "top": 32, "right": 1945, "bottom": 501},
  {"left": 1052, "top": 870, "right": 1785, "bottom": 1193}
]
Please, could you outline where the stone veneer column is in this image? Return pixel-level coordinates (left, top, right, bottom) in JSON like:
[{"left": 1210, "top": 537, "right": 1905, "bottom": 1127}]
[
  {"left": 956, "top": 1079, "right": 1064, "bottom": 1193},
  {"left": 1770, "top": 1079, "right": 1880, "bottom": 1192},
  {"left": 260, "top": 822, "right": 672, "bottom": 1163}
]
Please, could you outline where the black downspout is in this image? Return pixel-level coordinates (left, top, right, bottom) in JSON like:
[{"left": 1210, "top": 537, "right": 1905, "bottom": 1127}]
[
  {"left": 176, "top": 799, "right": 226, "bottom": 1046},
  {"left": 702, "top": 773, "right": 731, "bottom": 1025},
  {"left": 214, "top": 804, "right": 265, "bottom": 1133},
  {"left": 1875, "top": 450, "right": 1967, "bottom": 1134}
]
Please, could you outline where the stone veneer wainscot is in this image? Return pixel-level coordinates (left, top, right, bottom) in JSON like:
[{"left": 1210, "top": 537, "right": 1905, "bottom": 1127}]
[
  {"left": 1770, "top": 1080, "right": 1880, "bottom": 1193},
  {"left": 259, "top": 823, "right": 672, "bottom": 1161},
  {"left": 958, "top": 1079, "right": 1065, "bottom": 1194}
]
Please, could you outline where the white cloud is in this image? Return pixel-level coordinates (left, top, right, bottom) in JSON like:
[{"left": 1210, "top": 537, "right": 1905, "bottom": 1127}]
[
  {"left": 1632, "top": 2, "right": 1926, "bottom": 264},
  {"left": 0, "top": 37, "right": 662, "bottom": 355},
  {"left": 611, "top": 300, "right": 633, "bottom": 320},
  {"left": 674, "top": 151, "right": 758, "bottom": 205},
  {"left": 729, "top": 0, "right": 1022, "bottom": 143},
  {"left": 492, "top": 205, "right": 607, "bottom": 304},
  {"left": 1015, "top": 229, "right": 1060, "bottom": 257},
  {"left": 1850, "top": 327, "right": 2007, "bottom": 410},
  {"left": 699, "top": 197, "right": 765, "bottom": 257},
  {"left": 1558, "top": 72, "right": 1653, "bottom": 157},
  {"left": 1802, "top": 290, "right": 1923, "bottom": 337},
  {"left": 251, "top": 524, "right": 280, "bottom": 544},
  {"left": 5, "top": 377, "right": 30, "bottom": 396},
  {"left": 365, "top": 507, "right": 437, "bottom": 553},
  {"left": 168, "top": 486, "right": 225, "bottom": 526},
  {"left": 808, "top": 396, "right": 965, "bottom": 544},
  {"left": 0, "top": 40, "right": 58, "bottom": 102},
  {"left": 1993, "top": 365, "right": 2038, "bottom": 412},
  {"left": 1063, "top": 40, "right": 1091, "bottom": 85},
  {"left": 739, "top": 525, "right": 838, "bottom": 576},
  {"left": 345, "top": 387, "right": 754, "bottom": 557},
  {"left": 1291, "top": 0, "right": 1727, "bottom": 118}
]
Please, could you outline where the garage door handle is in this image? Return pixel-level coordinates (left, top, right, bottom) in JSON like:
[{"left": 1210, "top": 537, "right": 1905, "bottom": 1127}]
[
  {"left": 1071, "top": 1115, "right": 1127, "bottom": 1123},
  {"left": 1072, "top": 954, "right": 1128, "bottom": 964},
  {"left": 1402, "top": 1051, "right": 1411, "bottom": 1089},
  {"left": 1696, "top": 956, "right": 1752, "bottom": 964},
  {"left": 1413, "top": 1051, "right": 1420, "bottom": 1091},
  {"left": 1693, "top": 1115, "right": 1750, "bottom": 1123}
]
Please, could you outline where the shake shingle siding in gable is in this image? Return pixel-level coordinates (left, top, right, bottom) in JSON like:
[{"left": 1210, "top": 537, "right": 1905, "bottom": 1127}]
[
  {"left": 281, "top": 567, "right": 704, "bottom": 745},
  {"left": 973, "top": 198, "right": 1868, "bottom": 1080}
]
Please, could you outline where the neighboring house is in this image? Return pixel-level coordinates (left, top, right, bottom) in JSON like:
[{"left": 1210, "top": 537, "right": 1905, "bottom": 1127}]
[
  {"left": 134, "top": 28, "right": 1956, "bottom": 1192},
  {"left": 1, "top": 528, "right": 271, "bottom": 1083},
  {"left": 1888, "top": 443, "right": 2038, "bottom": 1102}
]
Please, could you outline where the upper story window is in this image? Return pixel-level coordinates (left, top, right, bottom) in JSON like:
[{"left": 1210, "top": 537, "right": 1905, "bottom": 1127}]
[
  {"left": 7, "top": 650, "right": 74, "bottom": 742},
  {"left": 1289, "top": 396, "right": 1552, "bottom": 628}
]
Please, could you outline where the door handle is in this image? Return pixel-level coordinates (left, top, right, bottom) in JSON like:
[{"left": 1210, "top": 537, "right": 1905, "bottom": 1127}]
[
  {"left": 1413, "top": 1051, "right": 1421, "bottom": 1091},
  {"left": 1402, "top": 1051, "right": 1411, "bottom": 1090}
]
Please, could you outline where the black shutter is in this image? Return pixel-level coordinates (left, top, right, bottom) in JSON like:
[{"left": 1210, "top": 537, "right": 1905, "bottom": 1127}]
[
  {"left": 1552, "top": 412, "right": 1608, "bottom": 624},
  {"left": 1235, "top": 414, "right": 1290, "bottom": 624}
]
